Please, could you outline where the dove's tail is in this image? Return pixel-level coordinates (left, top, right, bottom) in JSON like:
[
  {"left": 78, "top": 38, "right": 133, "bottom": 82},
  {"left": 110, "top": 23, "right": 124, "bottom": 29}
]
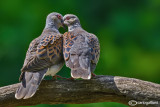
[
  {"left": 15, "top": 69, "right": 47, "bottom": 99},
  {"left": 71, "top": 68, "right": 91, "bottom": 80},
  {"left": 67, "top": 51, "right": 91, "bottom": 80}
]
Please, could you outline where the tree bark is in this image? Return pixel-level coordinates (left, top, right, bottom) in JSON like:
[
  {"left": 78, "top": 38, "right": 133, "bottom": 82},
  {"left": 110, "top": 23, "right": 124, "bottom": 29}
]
[{"left": 0, "top": 75, "right": 160, "bottom": 107}]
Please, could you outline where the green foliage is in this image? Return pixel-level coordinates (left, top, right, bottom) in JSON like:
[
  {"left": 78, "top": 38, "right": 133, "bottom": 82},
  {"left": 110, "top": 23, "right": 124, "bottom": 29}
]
[{"left": 0, "top": 0, "right": 160, "bottom": 107}]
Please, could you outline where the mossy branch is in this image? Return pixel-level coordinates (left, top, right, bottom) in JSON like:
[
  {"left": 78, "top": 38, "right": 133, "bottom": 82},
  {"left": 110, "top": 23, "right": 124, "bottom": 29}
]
[{"left": 0, "top": 75, "right": 160, "bottom": 107}]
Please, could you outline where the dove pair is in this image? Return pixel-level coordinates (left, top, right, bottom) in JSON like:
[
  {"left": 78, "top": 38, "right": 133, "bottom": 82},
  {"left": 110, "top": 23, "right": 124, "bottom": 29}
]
[{"left": 15, "top": 12, "right": 100, "bottom": 99}]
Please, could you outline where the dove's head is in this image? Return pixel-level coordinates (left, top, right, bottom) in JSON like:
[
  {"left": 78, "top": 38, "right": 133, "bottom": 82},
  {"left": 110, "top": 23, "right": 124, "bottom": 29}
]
[
  {"left": 63, "top": 14, "right": 80, "bottom": 26},
  {"left": 45, "top": 12, "right": 65, "bottom": 29}
]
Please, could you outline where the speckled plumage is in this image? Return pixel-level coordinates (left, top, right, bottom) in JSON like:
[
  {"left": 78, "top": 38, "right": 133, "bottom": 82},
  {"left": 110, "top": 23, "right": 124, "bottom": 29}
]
[
  {"left": 20, "top": 29, "right": 63, "bottom": 74},
  {"left": 15, "top": 12, "right": 64, "bottom": 99},
  {"left": 63, "top": 14, "right": 100, "bottom": 79}
]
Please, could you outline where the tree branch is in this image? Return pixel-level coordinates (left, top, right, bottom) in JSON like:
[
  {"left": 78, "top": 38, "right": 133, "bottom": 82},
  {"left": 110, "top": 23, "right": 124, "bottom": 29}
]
[{"left": 0, "top": 75, "right": 160, "bottom": 107}]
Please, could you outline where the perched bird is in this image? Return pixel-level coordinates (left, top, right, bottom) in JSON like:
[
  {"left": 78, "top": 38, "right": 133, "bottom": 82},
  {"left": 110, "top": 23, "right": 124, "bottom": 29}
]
[
  {"left": 63, "top": 14, "right": 100, "bottom": 79},
  {"left": 15, "top": 12, "right": 64, "bottom": 99}
]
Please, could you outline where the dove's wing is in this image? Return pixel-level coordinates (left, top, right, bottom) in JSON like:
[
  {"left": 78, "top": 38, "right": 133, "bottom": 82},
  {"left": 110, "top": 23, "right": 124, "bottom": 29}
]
[
  {"left": 21, "top": 32, "right": 63, "bottom": 73},
  {"left": 87, "top": 33, "right": 100, "bottom": 72},
  {"left": 63, "top": 32, "right": 78, "bottom": 61}
]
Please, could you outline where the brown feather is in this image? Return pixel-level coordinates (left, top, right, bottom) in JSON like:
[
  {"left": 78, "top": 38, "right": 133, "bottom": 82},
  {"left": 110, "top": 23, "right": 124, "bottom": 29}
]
[{"left": 21, "top": 29, "right": 63, "bottom": 73}]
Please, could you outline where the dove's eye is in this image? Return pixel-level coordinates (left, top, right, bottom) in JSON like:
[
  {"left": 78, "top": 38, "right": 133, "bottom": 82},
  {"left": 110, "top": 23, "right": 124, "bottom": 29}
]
[
  {"left": 57, "top": 15, "right": 61, "bottom": 19},
  {"left": 66, "top": 16, "right": 70, "bottom": 20}
]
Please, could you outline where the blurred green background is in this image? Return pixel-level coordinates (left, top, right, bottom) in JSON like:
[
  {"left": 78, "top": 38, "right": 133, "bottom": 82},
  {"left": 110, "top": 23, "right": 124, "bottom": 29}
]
[{"left": 0, "top": 0, "right": 160, "bottom": 107}]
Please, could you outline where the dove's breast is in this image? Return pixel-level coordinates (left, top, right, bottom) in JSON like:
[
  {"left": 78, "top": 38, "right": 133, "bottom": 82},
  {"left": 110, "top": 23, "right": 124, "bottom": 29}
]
[{"left": 45, "top": 61, "right": 64, "bottom": 76}]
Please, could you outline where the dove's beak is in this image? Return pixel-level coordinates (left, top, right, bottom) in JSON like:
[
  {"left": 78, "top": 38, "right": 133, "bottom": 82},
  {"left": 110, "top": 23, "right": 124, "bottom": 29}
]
[{"left": 61, "top": 20, "right": 66, "bottom": 30}]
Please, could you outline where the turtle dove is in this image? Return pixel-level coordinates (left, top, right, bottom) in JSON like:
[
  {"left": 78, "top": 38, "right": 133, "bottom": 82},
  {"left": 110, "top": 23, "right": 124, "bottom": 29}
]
[
  {"left": 63, "top": 14, "right": 100, "bottom": 80},
  {"left": 15, "top": 12, "right": 64, "bottom": 99}
]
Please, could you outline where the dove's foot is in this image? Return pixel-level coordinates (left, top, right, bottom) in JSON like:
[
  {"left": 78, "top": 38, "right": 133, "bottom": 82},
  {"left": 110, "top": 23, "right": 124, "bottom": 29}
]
[
  {"left": 52, "top": 75, "right": 67, "bottom": 80},
  {"left": 66, "top": 77, "right": 75, "bottom": 80}
]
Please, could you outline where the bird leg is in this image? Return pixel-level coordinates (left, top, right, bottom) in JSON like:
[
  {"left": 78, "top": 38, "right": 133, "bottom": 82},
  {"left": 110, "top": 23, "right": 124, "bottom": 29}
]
[{"left": 91, "top": 73, "right": 96, "bottom": 77}]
